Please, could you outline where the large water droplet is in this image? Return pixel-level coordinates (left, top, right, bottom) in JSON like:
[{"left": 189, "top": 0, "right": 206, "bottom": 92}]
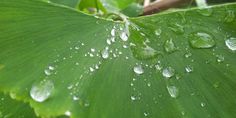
[
  {"left": 133, "top": 65, "right": 144, "bottom": 75},
  {"left": 224, "top": 10, "right": 235, "bottom": 23},
  {"left": 197, "top": 8, "right": 213, "bottom": 16},
  {"left": 101, "top": 47, "right": 109, "bottom": 59},
  {"left": 168, "top": 23, "right": 184, "bottom": 34},
  {"left": 120, "top": 31, "right": 128, "bottom": 41},
  {"left": 189, "top": 32, "right": 215, "bottom": 48},
  {"left": 225, "top": 37, "right": 236, "bottom": 51},
  {"left": 164, "top": 39, "right": 177, "bottom": 53},
  {"left": 162, "top": 67, "right": 175, "bottom": 78},
  {"left": 155, "top": 29, "right": 162, "bottom": 36},
  {"left": 132, "top": 45, "right": 160, "bottom": 60},
  {"left": 30, "top": 80, "right": 54, "bottom": 102},
  {"left": 167, "top": 85, "right": 179, "bottom": 98}
]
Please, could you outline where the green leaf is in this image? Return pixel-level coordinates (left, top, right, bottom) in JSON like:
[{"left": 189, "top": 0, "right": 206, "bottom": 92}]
[
  {"left": 78, "top": 0, "right": 107, "bottom": 14},
  {"left": 0, "top": 93, "right": 38, "bottom": 118},
  {"left": 49, "top": 0, "right": 80, "bottom": 8},
  {"left": 0, "top": 1, "right": 236, "bottom": 118},
  {"left": 121, "top": 3, "right": 143, "bottom": 17},
  {"left": 100, "top": 0, "right": 136, "bottom": 12}
]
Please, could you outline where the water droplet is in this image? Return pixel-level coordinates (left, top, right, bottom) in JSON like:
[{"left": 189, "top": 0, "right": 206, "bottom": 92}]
[
  {"left": 189, "top": 32, "right": 215, "bottom": 48},
  {"left": 155, "top": 63, "right": 162, "bottom": 71},
  {"left": 30, "top": 80, "right": 54, "bottom": 102},
  {"left": 197, "top": 8, "right": 213, "bottom": 16},
  {"left": 144, "top": 112, "right": 149, "bottom": 117},
  {"left": 185, "top": 65, "right": 193, "bottom": 73},
  {"left": 65, "top": 111, "right": 71, "bottom": 116},
  {"left": 184, "top": 52, "right": 192, "bottom": 58},
  {"left": 106, "top": 39, "right": 111, "bottom": 45},
  {"left": 101, "top": 48, "right": 109, "bottom": 59},
  {"left": 111, "top": 29, "right": 115, "bottom": 36},
  {"left": 164, "top": 39, "right": 177, "bottom": 53},
  {"left": 89, "top": 67, "right": 94, "bottom": 72},
  {"left": 91, "top": 48, "right": 95, "bottom": 52},
  {"left": 155, "top": 28, "right": 162, "bottom": 36},
  {"left": 224, "top": 10, "right": 235, "bottom": 23},
  {"left": 168, "top": 23, "right": 184, "bottom": 34},
  {"left": 216, "top": 55, "right": 224, "bottom": 63},
  {"left": 225, "top": 37, "right": 236, "bottom": 51},
  {"left": 73, "top": 96, "right": 79, "bottom": 101},
  {"left": 133, "top": 65, "right": 144, "bottom": 75},
  {"left": 167, "top": 85, "right": 179, "bottom": 98},
  {"left": 201, "top": 102, "right": 206, "bottom": 107},
  {"left": 131, "top": 96, "right": 136, "bottom": 101},
  {"left": 120, "top": 31, "right": 128, "bottom": 41},
  {"left": 132, "top": 45, "right": 160, "bottom": 60},
  {"left": 162, "top": 67, "right": 175, "bottom": 78}
]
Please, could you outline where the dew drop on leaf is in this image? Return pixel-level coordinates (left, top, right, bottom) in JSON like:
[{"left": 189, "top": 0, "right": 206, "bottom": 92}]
[
  {"left": 201, "top": 102, "right": 206, "bottom": 107},
  {"left": 162, "top": 67, "right": 175, "bottom": 78},
  {"left": 30, "top": 80, "right": 54, "bottom": 102},
  {"left": 225, "top": 37, "right": 236, "bottom": 51},
  {"left": 164, "top": 39, "right": 177, "bottom": 53},
  {"left": 65, "top": 111, "right": 71, "bottom": 116},
  {"left": 167, "top": 85, "right": 179, "bottom": 98},
  {"left": 224, "top": 10, "right": 235, "bottom": 23},
  {"left": 133, "top": 65, "right": 144, "bottom": 75},
  {"left": 120, "top": 31, "right": 128, "bottom": 41},
  {"left": 101, "top": 47, "right": 109, "bottom": 59},
  {"left": 189, "top": 32, "right": 215, "bottom": 48},
  {"left": 155, "top": 28, "right": 162, "bottom": 36},
  {"left": 185, "top": 65, "right": 194, "bottom": 73},
  {"left": 184, "top": 52, "right": 192, "bottom": 58},
  {"left": 111, "top": 28, "right": 116, "bottom": 36},
  {"left": 216, "top": 55, "right": 224, "bottom": 63}
]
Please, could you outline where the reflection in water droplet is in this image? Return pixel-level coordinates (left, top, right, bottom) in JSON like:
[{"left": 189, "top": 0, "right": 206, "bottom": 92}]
[
  {"left": 133, "top": 65, "right": 144, "bottom": 75},
  {"left": 155, "top": 29, "right": 162, "bottom": 36},
  {"left": 167, "top": 85, "right": 179, "bottom": 98},
  {"left": 101, "top": 48, "right": 109, "bottom": 59},
  {"left": 162, "top": 67, "right": 175, "bottom": 78},
  {"left": 120, "top": 31, "right": 128, "bottom": 41},
  {"left": 201, "top": 102, "right": 206, "bottom": 107},
  {"left": 184, "top": 52, "right": 192, "bottom": 58},
  {"left": 185, "top": 65, "right": 193, "bottom": 73},
  {"left": 169, "top": 23, "right": 184, "bottom": 34},
  {"left": 197, "top": 8, "right": 213, "bottom": 16},
  {"left": 132, "top": 45, "right": 160, "bottom": 60},
  {"left": 189, "top": 32, "right": 215, "bottom": 48},
  {"left": 65, "top": 111, "right": 71, "bottom": 116},
  {"left": 111, "top": 28, "right": 115, "bottom": 36},
  {"left": 216, "top": 55, "right": 224, "bottom": 63},
  {"left": 164, "top": 39, "right": 177, "bottom": 53},
  {"left": 225, "top": 37, "right": 236, "bottom": 51},
  {"left": 30, "top": 80, "right": 54, "bottom": 102},
  {"left": 224, "top": 10, "right": 235, "bottom": 23}
]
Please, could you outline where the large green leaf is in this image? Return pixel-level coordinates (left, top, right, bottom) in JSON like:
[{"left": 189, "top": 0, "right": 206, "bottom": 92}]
[
  {"left": 0, "top": 0, "right": 236, "bottom": 118},
  {"left": 49, "top": 0, "right": 80, "bottom": 8},
  {"left": 0, "top": 93, "right": 37, "bottom": 118}
]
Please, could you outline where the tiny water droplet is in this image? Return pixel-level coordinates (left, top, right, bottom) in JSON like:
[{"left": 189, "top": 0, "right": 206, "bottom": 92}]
[
  {"left": 162, "top": 67, "right": 175, "bottom": 78},
  {"left": 225, "top": 37, "right": 236, "bottom": 51},
  {"left": 133, "top": 65, "right": 144, "bottom": 75},
  {"left": 30, "top": 80, "right": 54, "bottom": 102},
  {"left": 164, "top": 39, "right": 177, "bottom": 53},
  {"left": 189, "top": 32, "right": 215, "bottom": 48},
  {"left": 216, "top": 55, "right": 224, "bottom": 63},
  {"left": 73, "top": 96, "right": 79, "bottom": 101},
  {"left": 224, "top": 10, "right": 235, "bottom": 23},
  {"left": 201, "top": 102, "right": 206, "bottom": 107},
  {"left": 184, "top": 52, "right": 192, "bottom": 58},
  {"left": 155, "top": 63, "right": 162, "bottom": 71},
  {"left": 120, "top": 31, "right": 128, "bottom": 41},
  {"left": 155, "top": 28, "right": 162, "bottom": 36},
  {"left": 144, "top": 112, "right": 149, "bottom": 117},
  {"left": 89, "top": 67, "right": 94, "bottom": 72},
  {"left": 65, "top": 111, "right": 71, "bottom": 116},
  {"left": 106, "top": 39, "right": 111, "bottom": 45},
  {"left": 131, "top": 96, "right": 136, "bottom": 101},
  {"left": 111, "top": 28, "right": 115, "bottom": 36},
  {"left": 185, "top": 65, "right": 193, "bottom": 73},
  {"left": 101, "top": 48, "right": 109, "bottom": 59},
  {"left": 167, "top": 85, "right": 179, "bottom": 98}
]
